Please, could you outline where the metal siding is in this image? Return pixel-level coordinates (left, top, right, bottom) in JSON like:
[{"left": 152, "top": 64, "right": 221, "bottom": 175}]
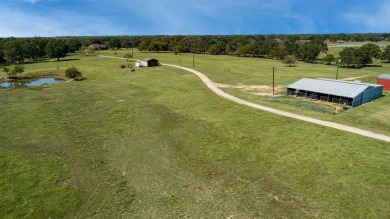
[
  {"left": 287, "top": 78, "right": 369, "bottom": 98},
  {"left": 361, "top": 86, "right": 382, "bottom": 105},
  {"left": 352, "top": 94, "right": 361, "bottom": 107},
  {"left": 377, "top": 78, "right": 390, "bottom": 91}
]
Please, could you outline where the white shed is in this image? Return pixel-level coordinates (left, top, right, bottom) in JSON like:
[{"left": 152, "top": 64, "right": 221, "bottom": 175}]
[{"left": 135, "top": 61, "right": 143, "bottom": 67}]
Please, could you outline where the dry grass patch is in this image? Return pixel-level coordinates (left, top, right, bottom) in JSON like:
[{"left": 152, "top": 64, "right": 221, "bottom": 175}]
[{"left": 215, "top": 83, "right": 285, "bottom": 96}]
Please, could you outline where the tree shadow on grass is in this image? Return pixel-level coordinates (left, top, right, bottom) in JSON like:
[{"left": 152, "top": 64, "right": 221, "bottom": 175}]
[
  {"left": 22, "top": 59, "right": 51, "bottom": 65},
  {"left": 54, "top": 58, "right": 80, "bottom": 62},
  {"left": 365, "top": 64, "right": 383, "bottom": 68}
]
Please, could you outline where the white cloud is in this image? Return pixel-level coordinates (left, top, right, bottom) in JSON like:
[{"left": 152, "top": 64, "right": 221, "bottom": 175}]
[
  {"left": 15, "top": 0, "right": 41, "bottom": 3},
  {"left": 24, "top": 0, "right": 40, "bottom": 3},
  {"left": 17, "top": 0, "right": 60, "bottom": 3},
  {"left": 0, "top": 6, "right": 134, "bottom": 37},
  {"left": 0, "top": 7, "right": 61, "bottom": 37},
  {"left": 343, "top": 2, "right": 390, "bottom": 32}
]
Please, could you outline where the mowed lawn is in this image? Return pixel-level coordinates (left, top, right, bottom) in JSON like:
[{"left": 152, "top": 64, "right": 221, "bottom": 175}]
[{"left": 1, "top": 52, "right": 390, "bottom": 218}]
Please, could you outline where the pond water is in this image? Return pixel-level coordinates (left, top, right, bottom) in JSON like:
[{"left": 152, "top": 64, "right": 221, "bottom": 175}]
[{"left": 0, "top": 78, "right": 64, "bottom": 88}]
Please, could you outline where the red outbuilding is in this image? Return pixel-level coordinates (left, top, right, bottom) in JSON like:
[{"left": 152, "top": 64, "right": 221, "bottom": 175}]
[{"left": 377, "top": 74, "right": 390, "bottom": 91}]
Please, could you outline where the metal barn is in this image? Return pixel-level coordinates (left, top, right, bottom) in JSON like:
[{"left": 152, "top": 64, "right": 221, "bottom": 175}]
[
  {"left": 287, "top": 78, "right": 383, "bottom": 107},
  {"left": 377, "top": 74, "right": 390, "bottom": 91}
]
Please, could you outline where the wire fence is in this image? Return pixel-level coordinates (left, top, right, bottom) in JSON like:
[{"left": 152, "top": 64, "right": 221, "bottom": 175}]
[{"left": 269, "top": 91, "right": 352, "bottom": 114}]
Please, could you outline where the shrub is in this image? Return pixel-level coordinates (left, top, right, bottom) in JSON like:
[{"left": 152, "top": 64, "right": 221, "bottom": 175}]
[
  {"left": 65, "top": 67, "right": 82, "bottom": 78},
  {"left": 2, "top": 66, "right": 10, "bottom": 76},
  {"left": 3, "top": 65, "right": 24, "bottom": 77},
  {"left": 12, "top": 65, "right": 24, "bottom": 75},
  {"left": 282, "top": 55, "right": 297, "bottom": 67},
  {"left": 124, "top": 53, "right": 133, "bottom": 61}
]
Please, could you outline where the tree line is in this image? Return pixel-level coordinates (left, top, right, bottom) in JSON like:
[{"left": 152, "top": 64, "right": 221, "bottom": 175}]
[{"left": 1, "top": 34, "right": 390, "bottom": 67}]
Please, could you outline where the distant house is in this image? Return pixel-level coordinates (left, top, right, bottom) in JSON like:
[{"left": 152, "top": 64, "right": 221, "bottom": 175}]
[
  {"left": 140, "top": 58, "right": 159, "bottom": 67},
  {"left": 88, "top": 44, "right": 107, "bottom": 50},
  {"left": 377, "top": 74, "right": 390, "bottom": 91}
]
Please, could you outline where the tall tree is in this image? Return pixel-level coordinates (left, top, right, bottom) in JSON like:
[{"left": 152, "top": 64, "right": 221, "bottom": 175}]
[
  {"left": 107, "top": 38, "right": 122, "bottom": 49},
  {"left": 263, "top": 38, "right": 278, "bottom": 58},
  {"left": 26, "top": 40, "right": 40, "bottom": 61},
  {"left": 338, "top": 47, "right": 357, "bottom": 67},
  {"left": 67, "top": 38, "right": 82, "bottom": 53},
  {"left": 284, "top": 39, "right": 299, "bottom": 55},
  {"left": 3, "top": 38, "right": 28, "bottom": 64},
  {"left": 171, "top": 43, "right": 183, "bottom": 55},
  {"left": 237, "top": 43, "right": 253, "bottom": 57},
  {"left": 359, "top": 43, "right": 381, "bottom": 66},
  {"left": 208, "top": 43, "right": 225, "bottom": 55},
  {"left": 323, "top": 54, "right": 336, "bottom": 65},
  {"left": 45, "top": 39, "right": 69, "bottom": 61},
  {"left": 381, "top": 45, "right": 390, "bottom": 62},
  {"left": 297, "top": 42, "right": 321, "bottom": 63},
  {"left": 338, "top": 47, "right": 368, "bottom": 67},
  {"left": 312, "top": 36, "right": 328, "bottom": 54},
  {"left": 0, "top": 40, "right": 6, "bottom": 63},
  {"left": 121, "top": 38, "right": 132, "bottom": 49},
  {"left": 137, "top": 41, "right": 149, "bottom": 52},
  {"left": 26, "top": 37, "right": 47, "bottom": 61}
]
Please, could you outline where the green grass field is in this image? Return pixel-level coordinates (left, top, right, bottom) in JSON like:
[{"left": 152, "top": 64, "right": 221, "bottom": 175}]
[
  {"left": 1, "top": 50, "right": 390, "bottom": 218},
  {"left": 108, "top": 48, "right": 390, "bottom": 135}
]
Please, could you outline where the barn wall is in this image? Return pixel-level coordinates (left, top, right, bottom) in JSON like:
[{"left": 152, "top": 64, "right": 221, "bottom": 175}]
[
  {"left": 356, "top": 86, "right": 384, "bottom": 106},
  {"left": 140, "top": 61, "right": 148, "bottom": 67},
  {"left": 377, "top": 79, "right": 390, "bottom": 91}
]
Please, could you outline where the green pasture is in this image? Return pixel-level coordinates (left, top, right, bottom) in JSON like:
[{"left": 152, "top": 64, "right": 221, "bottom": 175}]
[
  {"left": 1, "top": 50, "right": 390, "bottom": 218},
  {"left": 101, "top": 48, "right": 390, "bottom": 136}
]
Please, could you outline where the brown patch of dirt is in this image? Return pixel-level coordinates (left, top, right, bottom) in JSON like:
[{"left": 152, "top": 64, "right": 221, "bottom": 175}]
[
  {"left": 341, "top": 75, "right": 367, "bottom": 81},
  {"left": 216, "top": 83, "right": 284, "bottom": 92}
]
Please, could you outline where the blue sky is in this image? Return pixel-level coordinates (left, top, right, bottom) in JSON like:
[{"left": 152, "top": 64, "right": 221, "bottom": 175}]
[{"left": 1, "top": 0, "right": 389, "bottom": 37}]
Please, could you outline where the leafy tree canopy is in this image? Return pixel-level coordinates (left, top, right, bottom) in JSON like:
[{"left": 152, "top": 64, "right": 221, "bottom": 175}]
[
  {"left": 381, "top": 45, "right": 390, "bottom": 62},
  {"left": 323, "top": 54, "right": 336, "bottom": 65},
  {"left": 282, "top": 55, "right": 297, "bottom": 67},
  {"left": 45, "top": 39, "right": 69, "bottom": 61}
]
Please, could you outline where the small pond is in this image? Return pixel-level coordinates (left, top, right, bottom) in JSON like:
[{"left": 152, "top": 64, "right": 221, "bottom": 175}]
[{"left": 0, "top": 78, "right": 64, "bottom": 88}]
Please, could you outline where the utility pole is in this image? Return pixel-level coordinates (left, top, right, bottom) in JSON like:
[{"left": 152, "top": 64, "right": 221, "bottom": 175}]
[
  {"left": 193, "top": 53, "right": 195, "bottom": 68},
  {"left": 273, "top": 67, "right": 275, "bottom": 96},
  {"left": 336, "top": 59, "right": 341, "bottom": 80}
]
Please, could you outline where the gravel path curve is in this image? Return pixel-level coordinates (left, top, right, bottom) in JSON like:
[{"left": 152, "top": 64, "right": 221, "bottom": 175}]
[{"left": 100, "top": 55, "right": 390, "bottom": 143}]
